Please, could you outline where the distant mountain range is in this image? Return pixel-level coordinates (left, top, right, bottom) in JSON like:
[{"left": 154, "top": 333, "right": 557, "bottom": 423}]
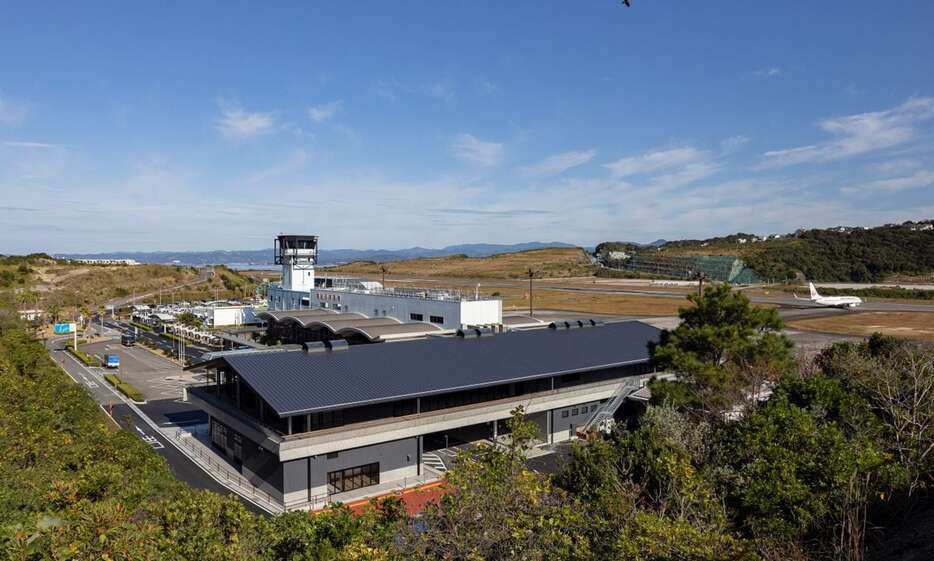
[{"left": 58, "top": 241, "right": 580, "bottom": 267}]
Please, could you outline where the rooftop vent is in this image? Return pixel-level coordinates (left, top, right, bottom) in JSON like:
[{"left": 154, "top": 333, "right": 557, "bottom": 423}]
[
  {"left": 326, "top": 339, "right": 350, "bottom": 352},
  {"left": 303, "top": 341, "right": 327, "bottom": 353}
]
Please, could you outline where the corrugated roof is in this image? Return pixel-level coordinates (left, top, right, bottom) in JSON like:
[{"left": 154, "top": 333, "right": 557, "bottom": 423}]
[
  {"left": 339, "top": 322, "right": 447, "bottom": 340},
  {"left": 215, "top": 320, "right": 661, "bottom": 416},
  {"left": 256, "top": 309, "right": 340, "bottom": 323}
]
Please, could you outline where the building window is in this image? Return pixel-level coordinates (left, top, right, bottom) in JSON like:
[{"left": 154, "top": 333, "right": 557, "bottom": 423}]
[
  {"left": 590, "top": 404, "right": 598, "bottom": 412},
  {"left": 561, "top": 410, "right": 569, "bottom": 418},
  {"left": 211, "top": 418, "right": 228, "bottom": 449},
  {"left": 429, "top": 315, "right": 444, "bottom": 324},
  {"left": 572, "top": 408, "right": 579, "bottom": 416},
  {"left": 410, "top": 313, "right": 423, "bottom": 321},
  {"left": 327, "top": 462, "right": 379, "bottom": 494}
]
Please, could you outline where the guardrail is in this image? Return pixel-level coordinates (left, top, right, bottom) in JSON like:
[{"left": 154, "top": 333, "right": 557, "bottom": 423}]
[{"left": 171, "top": 428, "right": 283, "bottom": 513}]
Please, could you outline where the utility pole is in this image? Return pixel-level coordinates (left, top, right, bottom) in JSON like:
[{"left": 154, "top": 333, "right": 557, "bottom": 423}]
[
  {"left": 527, "top": 268, "right": 535, "bottom": 316},
  {"left": 379, "top": 265, "right": 387, "bottom": 288},
  {"left": 695, "top": 271, "right": 707, "bottom": 296}
]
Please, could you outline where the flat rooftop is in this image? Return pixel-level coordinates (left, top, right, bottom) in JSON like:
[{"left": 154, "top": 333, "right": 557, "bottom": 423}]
[{"left": 195, "top": 320, "right": 661, "bottom": 416}]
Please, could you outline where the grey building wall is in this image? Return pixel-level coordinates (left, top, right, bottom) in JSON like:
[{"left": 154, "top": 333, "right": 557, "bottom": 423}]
[{"left": 267, "top": 285, "right": 500, "bottom": 329}]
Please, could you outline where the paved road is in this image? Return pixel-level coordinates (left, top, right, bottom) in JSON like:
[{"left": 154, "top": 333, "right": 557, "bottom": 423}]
[
  {"left": 45, "top": 336, "right": 265, "bottom": 515},
  {"left": 104, "top": 319, "right": 208, "bottom": 362}
]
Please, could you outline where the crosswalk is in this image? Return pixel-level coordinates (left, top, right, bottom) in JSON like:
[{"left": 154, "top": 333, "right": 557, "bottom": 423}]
[{"left": 422, "top": 452, "right": 447, "bottom": 473}]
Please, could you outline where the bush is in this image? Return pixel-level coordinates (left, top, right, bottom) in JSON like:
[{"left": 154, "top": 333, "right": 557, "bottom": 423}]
[
  {"left": 102, "top": 372, "right": 145, "bottom": 402},
  {"left": 65, "top": 345, "right": 99, "bottom": 367},
  {"left": 130, "top": 321, "right": 153, "bottom": 332}
]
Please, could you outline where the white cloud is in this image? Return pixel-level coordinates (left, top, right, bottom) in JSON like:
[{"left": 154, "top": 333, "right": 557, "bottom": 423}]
[
  {"left": 373, "top": 79, "right": 456, "bottom": 102},
  {"left": 3, "top": 141, "right": 58, "bottom": 149},
  {"left": 420, "top": 81, "right": 455, "bottom": 102},
  {"left": 521, "top": 149, "right": 595, "bottom": 177},
  {"left": 869, "top": 159, "right": 922, "bottom": 175},
  {"left": 754, "top": 66, "right": 782, "bottom": 77},
  {"left": 0, "top": 93, "right": 30, "bottom": 125},
  {"left": 215, "top": 101, "right": 276, "bottom": 139},
  {"left": 842, "top": 170, "right": 934, "bottom": 194},
  {"left": 241, "top": 148, "right": 308, "bottom": 184},
  {"left": 604, "top": 147, "right": 705, "bottom": 177},
  {"left": 308, "top": 100, "right": 342, "bottom": 123},
  {"left": 473, "top": 77, "right": 499, "bottom": 95},
  {"left": 451, "top": 134, "right": 503, "bottom": 166},
  {"left": 761, "top": 97, "right": 934, "bottom": 168},
  {"left": 720, "top": 135, "right": 750, "bottom": 155},
  {"left": 332, "top": 124, "right": 361, "bottom": 144}
]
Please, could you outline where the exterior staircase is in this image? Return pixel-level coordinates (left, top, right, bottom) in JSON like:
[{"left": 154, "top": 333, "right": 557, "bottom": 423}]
[
  {"left": 580, "top": 378, "right": 643, "bottom": 434},
  {"left": 421, "top": 452, "right": 447, "bottom": 473}
]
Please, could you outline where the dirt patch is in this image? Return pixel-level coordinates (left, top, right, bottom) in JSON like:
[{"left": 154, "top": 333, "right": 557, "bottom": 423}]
[{"left": 788, "top": 312, "right": 934, "bottom": 342}]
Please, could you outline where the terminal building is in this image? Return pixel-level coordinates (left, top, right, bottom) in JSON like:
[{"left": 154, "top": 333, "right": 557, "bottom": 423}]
[
  {"left": 187, "top": 319, "right": 662, "bottom": 509},
  {"left": 265, "top": 235, "right": 502, "bottom": 330}
]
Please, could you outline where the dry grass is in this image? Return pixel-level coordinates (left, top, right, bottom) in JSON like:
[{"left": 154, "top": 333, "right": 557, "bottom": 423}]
[
  {"left": 484, "top": 287, "right": 688, "bottom": 316},
  {"left": 328, "top": 248, "right": 595, "bottom": 279},
  {"left": 18, "top": 263, "right": 256, "bottom": 312},
  {"left": 788, "top": 312, "right": 934, "bottom": 342}
]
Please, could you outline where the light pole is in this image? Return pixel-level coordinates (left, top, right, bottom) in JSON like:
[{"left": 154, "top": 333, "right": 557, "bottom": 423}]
[
  {"left": 527, "top": 268, "right": 535, "bottom": 316},
  {"left": 379, "top": 265, "right": 387, "bottom": 288}
]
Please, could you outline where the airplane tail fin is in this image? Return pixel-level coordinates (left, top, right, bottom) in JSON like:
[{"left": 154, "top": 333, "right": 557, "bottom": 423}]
[{"left": 808, "top": 282, "right": 820, "bottom": 300}]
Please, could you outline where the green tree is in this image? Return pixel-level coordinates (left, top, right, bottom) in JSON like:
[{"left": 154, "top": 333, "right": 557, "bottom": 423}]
[
  {"left": 176, "top": 311, "right": 203, "bottom": 328},
  {"left": 400, "top": 407, "right": 590, "bottom": 560},
  {"left": 649, "top": 284, "right": 794, "bottom": 412},
  {"left": 720, "top": 375, "right": 889, "bottom": 557}
]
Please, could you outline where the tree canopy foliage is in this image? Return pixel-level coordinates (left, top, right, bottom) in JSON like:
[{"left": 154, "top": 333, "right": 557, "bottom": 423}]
[{"left": 649, "top": 284, "right": 795, "bottom": 411}]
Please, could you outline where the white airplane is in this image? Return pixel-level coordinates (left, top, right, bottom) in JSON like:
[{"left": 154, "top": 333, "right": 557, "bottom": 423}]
[{"left": 794, "top": 282, "right": 862, "bottom": 308}]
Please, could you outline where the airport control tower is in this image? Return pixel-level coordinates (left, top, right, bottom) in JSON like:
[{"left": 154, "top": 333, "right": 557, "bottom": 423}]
[{"left": 275, "top": 234, "right": 318, "bottom": 292}]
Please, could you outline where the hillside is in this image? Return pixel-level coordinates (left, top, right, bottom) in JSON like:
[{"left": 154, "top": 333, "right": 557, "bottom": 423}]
[
  {"left": 599, "top": 220, "right": 934, "bottom": 282},
  {"left": 0, "top": 255, "right": 256, "bottom": 319},
  {"left": 59, "top": 241, "right": 578, "bottom": 266},
  {"left": 328, "top": 247, "right": 595, "bottom": 279}
]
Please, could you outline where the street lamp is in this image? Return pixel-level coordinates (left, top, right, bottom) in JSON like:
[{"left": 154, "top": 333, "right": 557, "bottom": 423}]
[{"left": 527, "top": 268, "right": 536, "bottom": 316}]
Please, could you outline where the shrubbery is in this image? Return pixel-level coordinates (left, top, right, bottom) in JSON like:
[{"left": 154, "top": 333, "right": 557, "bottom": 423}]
[
  {"left": 65, "top": 344, "right": 99, "bottom": 367},
  {"left": 103, "top": 372, "right": 145, "bottom": 402}
]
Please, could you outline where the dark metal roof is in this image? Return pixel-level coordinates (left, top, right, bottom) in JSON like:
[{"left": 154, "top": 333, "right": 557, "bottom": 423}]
[{"left": 212, "top": 320, "right": 661, "bottom": 416}]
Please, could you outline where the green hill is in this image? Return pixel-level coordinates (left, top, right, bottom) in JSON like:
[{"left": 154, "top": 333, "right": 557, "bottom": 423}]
[{"left": 599, "top": 221, "right": 934, "bottom": 282}]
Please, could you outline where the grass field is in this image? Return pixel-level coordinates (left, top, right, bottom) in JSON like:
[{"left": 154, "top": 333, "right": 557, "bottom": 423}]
[
  {"left": 491, "top": 287, "right": 688, "bottom": 316},
  {"left": 788, "top": 312, "right": 934, "bottom": 342},
  {"left": 328, "top": 248, "right": 596, "bottom": 279}
]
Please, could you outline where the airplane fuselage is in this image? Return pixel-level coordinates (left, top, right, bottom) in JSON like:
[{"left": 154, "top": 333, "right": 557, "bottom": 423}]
[{"left": 812, "top": 296, "right": 862, "bottom": 308}]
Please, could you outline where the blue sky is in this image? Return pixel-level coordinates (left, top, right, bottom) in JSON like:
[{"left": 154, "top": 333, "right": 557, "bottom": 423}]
[{"left": 2, "top": 1, "right": 933, "bottom": 253}]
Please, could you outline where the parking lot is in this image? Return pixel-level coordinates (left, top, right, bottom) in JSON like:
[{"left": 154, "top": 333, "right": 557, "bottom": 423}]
[{"left": 83, "top": 339, "right": 206, "bottom": 402}]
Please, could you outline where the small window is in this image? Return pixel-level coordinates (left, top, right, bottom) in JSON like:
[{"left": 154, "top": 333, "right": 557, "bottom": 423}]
[
  {"left": 326, "top": 451, "right": 339, "bottom": 459},
  {"left": 430, "top": 315, "right": 444, "bottom": 324},
  {"left": 590, "top": 404, "right": 598, "bottom": 412},
  {"left": 410, "top": 313, "right": 424, "bottom": 321},
  {"left": 572, "top": 408, "right": 579, "bottom": 416},
  {"left": 561, "top": 410, "right": 569, "bottom": 418}
]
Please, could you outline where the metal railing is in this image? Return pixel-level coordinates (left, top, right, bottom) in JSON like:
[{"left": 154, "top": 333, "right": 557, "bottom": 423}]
[
  {"left": 581, "top": 379, "right": 642, "bottom": 434},
  {"left": 172, "top": 428, "right": 282, "bottom": 513}
]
